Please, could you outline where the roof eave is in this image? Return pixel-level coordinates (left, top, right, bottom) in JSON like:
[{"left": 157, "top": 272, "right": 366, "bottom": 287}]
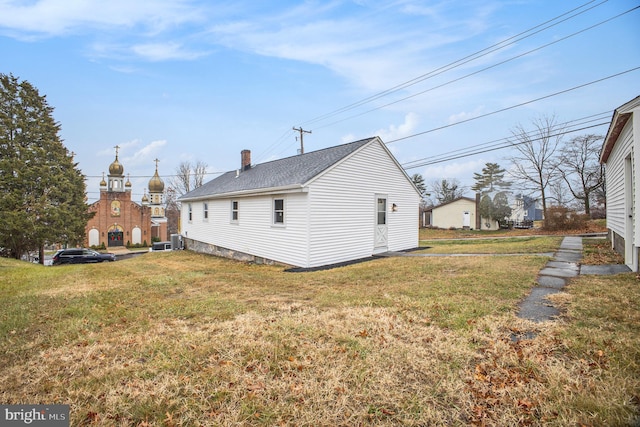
[
  {"left": 600, "top": 95, "right": 640, "bottom": 164},
  {"left": 600, "top": 111, "right": 631, "bottom": 163},
  {"left": 178, "top": 184, "right": 308, "bottom": 202}
]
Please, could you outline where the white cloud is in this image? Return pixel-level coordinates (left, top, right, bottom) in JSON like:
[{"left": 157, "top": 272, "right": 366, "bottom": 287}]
[
  {"left": 123, "top": 139, "right": 167, "bottom": 166},
  {"left": 374, "top": 112, "right": 420, "bottom": 142},
  {"left": 206, "top": 3, "right": 489, "bottom": 91},
  {"left": 420, "top": 158, "right": 486, "bottom": 187},
  {"left": 448, "top": 105, "right": 486, "bottom": 125},
  {"left": 97, "top": 139, "right": 139, "bottom": 158},
  {"left": 340, "top": 133, "right": 357, "bottom": 144},
  {"left": 131, "top": 42, "right": 208, "bottom": 61},
  {"left": 0, "top": 0, "right": 202, "bottom": 36}
]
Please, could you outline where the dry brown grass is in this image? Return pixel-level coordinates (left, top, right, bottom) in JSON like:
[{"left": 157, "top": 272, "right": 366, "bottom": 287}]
[
  {"left": 581, "top": 237, "right": 625, "bottom": 265},
  {"left": 1, "top": 240, "right": 638, "bottom": 426}
]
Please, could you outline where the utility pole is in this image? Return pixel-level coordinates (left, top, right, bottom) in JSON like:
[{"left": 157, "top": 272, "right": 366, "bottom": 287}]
[{"left": 292, "top": 127, "right": 311, "bottom": 154}]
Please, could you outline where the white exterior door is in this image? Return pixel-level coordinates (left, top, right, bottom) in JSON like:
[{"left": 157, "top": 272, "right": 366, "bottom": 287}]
[
  {"left": 463, "top": 211, "right": 471, "bottom": 228},
  {"left": 374, "top": 195, "right": 388, "bottom": 253}
]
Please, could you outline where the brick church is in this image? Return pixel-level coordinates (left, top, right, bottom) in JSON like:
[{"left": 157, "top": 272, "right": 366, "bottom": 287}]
[{"left": 86, "top": 147, "right": 168, "bottom": 248}]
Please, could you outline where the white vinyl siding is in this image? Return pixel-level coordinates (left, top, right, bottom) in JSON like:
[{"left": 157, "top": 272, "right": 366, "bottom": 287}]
[
  {"left": 306, "top": 141, "right": 419, "bottom": 267},
  {"left": 181, "top": 193, "right": 310, "bottom": 267},
  {"left": 603, "top": 102, "right": 640, "bottom": 272},
  {"left": 605, "top": 123, "right": 633, "bottom": 237}
]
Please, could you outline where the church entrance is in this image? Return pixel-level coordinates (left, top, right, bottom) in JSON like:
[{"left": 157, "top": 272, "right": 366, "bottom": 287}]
[
  {"left": 108, "top": 225, "right": 124, "bottom": 247},
  {"left": 108, "top": 231, "right": 123, "bottom": 246}
]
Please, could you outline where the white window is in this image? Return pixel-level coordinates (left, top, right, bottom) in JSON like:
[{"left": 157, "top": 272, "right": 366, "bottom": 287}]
[
  {"left": 273, "top": 198, "right": 284, "bottom": 225},
  {"left": 188, "top": 204, "right": 193, "bottom": 221},
  {"left": 231, "top": 200, "right": 238, "bottom": 222},
  {"left": 203, "top": 203, "right": 208, "bottom": 221}
]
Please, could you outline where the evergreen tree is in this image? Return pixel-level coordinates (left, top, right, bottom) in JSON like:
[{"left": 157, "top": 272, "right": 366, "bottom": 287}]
[
  {"left": 0, "top": 73, "right": 92, "bottom": 262},
  {"left": 471, "top": 162, "right": 511, "bottom": 193},
  {"left": 492, "top": 191, "right": 512, "bottom": 223},
  {"left": 472, "top": 163, "right": 512, "bottom": 224},
  {"left": 410, "top": 173, "right": 427, "bottom": 201}
]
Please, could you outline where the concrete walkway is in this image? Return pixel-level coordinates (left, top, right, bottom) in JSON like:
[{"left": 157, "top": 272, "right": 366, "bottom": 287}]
[
  {"left": 516, "top": 236, "right": 631, "bottom": 324},
  {"left": 379, "top": 236, "right": 632, "bottom": 326},
  {"left": 516, "top": 236, "right": 582, "bottom": 323}
]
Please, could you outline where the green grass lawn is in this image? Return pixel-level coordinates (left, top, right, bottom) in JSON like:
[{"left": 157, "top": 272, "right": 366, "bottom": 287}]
[{"left": 0, "top": 238, "right": 638, "bottom": 426}]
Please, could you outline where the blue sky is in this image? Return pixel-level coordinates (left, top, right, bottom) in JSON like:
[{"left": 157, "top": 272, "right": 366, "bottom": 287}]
[{"left": 2, "top": 0, "right": 639, "bottom": 203}]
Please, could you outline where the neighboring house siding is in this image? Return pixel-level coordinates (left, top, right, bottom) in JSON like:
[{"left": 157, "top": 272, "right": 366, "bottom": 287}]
[
  {"left": 601, "top": 96, "right": 640, "bottom": 272},
  {"left": 432, "top": 199, "right": 476, "bottom": 229},
  {"left": 307, "top": 141, "right": 419, "bottom": 267},
  {"left": 605, "top": 125, "right": 633, "bottom": 236}
]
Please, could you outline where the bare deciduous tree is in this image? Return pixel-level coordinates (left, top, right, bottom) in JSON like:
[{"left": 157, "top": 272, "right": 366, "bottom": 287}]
[
  {"left": 430, "top": 178, "right": 465, "bottom": 205},
  {"left": 169, "top": 160, "right": 208, "bottom": 196},
  {"left": 508, "top": 115, "right": 564, "bottom": 218},
  {"left": 556, "top": 134, "right": 604, "bottom": 216}
]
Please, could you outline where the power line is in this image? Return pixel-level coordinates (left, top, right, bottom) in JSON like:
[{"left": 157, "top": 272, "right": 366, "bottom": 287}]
[
  {"left": 401, "top": 111, "right": 612, "bottom": 168},
  {"left": 386, "top": 66, "right": 640, "bottom": 145},
  {"left": 302, "top": 0, "right": 609, "bottom": 127},
  {"left": 257, "top": 0, "right": 614, "bottom": 162},
  {"left": 313, "top": 4, "right": 639, "bottom": 131},
  {"left": 402, "top": 122, "right": 609, "bottom": 170}
]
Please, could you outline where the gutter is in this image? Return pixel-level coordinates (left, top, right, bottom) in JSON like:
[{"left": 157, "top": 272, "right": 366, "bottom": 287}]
[{"left": 178, "top": 184, "right": 308, "bottom": 202}]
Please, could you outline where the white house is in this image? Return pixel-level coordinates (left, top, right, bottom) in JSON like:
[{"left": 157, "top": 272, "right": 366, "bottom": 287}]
[
  {"left": 429, "top": 196, "right": 499, "bottom": 230},
  {"left": 178, "top": 137, "right": 421, "bottom": 268},
  {"left": 600, "top": 95, "right": 640, "bottom": 272}
]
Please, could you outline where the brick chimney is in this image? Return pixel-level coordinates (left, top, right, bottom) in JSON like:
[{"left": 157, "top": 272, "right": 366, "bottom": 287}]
[{"left": 241, "top": 149, "right": 251, "bottom": 171}]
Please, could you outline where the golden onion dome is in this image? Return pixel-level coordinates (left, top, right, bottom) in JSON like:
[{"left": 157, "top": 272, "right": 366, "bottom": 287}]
[
  {"left": 142, "top": 193, "right": 149, "bottom": 203},
  {"left": 125, "top": 175, "right": 132, "bottom": 188},
  {"left": 148, "top": 168, "right": 164, "bottom": 193},
  {"left": 109, "top": 156, "right": 124, "bottom": 176},
  {"left": 99, "top": 172, "right": 107, "bottom": 187}
]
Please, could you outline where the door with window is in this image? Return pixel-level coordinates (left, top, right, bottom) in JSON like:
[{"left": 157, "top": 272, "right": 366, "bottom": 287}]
[
  {"left": 463, "top": 211, "right": 471, "bottom": 228},
  {"left": 374, "top": 195, "right": 388, "bottom": 253}
]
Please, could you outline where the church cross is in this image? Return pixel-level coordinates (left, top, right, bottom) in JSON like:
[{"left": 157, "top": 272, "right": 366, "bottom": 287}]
[{"left": 114, "top": 145, "right": 120, "bottom": 158}]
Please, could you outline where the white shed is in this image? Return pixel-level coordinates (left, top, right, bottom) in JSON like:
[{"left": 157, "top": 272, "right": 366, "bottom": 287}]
[
  {"left": 178, "top": 137, "right": 421, "bottom": 268},
  {"left": 600, "top": 95, "right": 640, "bottom": 272}
]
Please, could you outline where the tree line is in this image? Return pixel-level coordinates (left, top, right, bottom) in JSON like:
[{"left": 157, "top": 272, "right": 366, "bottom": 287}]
[{"left": 412, "top": 115, "right": 605, "bottom": 224}]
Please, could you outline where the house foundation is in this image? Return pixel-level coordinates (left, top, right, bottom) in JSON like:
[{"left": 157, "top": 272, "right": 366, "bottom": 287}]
[{"left": 183, "top": 237, "right": 282, "bottom": 266}]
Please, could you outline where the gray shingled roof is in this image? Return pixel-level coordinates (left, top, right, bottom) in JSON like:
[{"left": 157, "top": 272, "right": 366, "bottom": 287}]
[{"left": 179, "top": 137, "right": 376, "bottom": 200}]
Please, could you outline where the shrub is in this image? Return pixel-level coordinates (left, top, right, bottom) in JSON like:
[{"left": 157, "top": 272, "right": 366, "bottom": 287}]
[
  {"left": 590, "top": 206, "right": 606, "bottom": 219},
  {"left": 543, "top": 206, "right": 589, "bottom": 231}
]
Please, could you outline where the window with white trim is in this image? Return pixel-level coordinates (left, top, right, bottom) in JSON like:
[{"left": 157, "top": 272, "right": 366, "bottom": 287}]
[
  {"left": 231, "top": 200, "right": 239, "bottom": 222},
  {"left": 188, "top": 203, "right": 192, "bottom": 221},
  {"left": 203, "top": 203, "right": 208, "bottom": 221},
  {"left": 273, "top": 198, "right": 284, "bottom": 225}
]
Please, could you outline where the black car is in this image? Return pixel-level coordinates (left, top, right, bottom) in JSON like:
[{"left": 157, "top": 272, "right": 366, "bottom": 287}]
[{"left": 52, "top": 248, "right": 116, "bottom": 265}]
